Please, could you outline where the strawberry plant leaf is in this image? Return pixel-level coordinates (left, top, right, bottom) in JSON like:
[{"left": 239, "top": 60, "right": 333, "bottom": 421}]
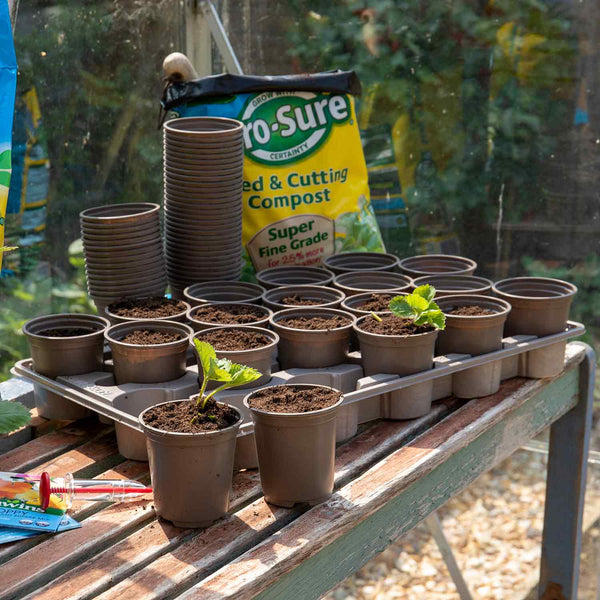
[
  {"left": 0, "top": 401, "right": 30, "bottom": 434},
  {"left": 413, "top": 284, "right": 436, "bottom": 303}
]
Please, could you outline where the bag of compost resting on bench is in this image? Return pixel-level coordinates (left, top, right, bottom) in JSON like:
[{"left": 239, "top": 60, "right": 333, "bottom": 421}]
[{"left": 162, "top": 71, "right": 384, "bottom": 278}]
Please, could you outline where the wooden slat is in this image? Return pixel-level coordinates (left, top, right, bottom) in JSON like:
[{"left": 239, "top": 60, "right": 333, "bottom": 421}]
[
  {"left": 0, "top": 419, "right": 110, "bottom": 473},
  {"left": 178, "top": 357, "right": 582, "bottom": 599},
  {"left": 77, "top": 400, "right": 461, "bottom": 600}
]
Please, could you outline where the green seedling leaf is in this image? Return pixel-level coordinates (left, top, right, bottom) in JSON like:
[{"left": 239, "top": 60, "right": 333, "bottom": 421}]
[
  {"left": 227, "top": 362, "right": 262, "bottom": 387},
  {"left": 413, "top": 284, "right": 436, "bottom": 303},
  {"left": 388, "top": 286, "right": 446, "bottom": 330},
  {"left": 194, "top": 339, "right": 216, "bottom": 381},
  {"left": 0, "top": 401, "right": 30, "bottom": 434}
]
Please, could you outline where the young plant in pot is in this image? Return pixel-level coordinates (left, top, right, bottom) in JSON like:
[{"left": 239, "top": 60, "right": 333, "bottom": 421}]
[
  {"left": 354, "top": 286, "right": 446, "bottom": 419},
  {"left": 140, "top": 340, "right": 261, "bottom": 527},
  {"left": 244, "top": 383, "right": 344, "bottom": 507}
]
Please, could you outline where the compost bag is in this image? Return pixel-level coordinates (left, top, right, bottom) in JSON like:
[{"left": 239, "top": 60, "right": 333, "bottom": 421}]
[{"left": 162, "top": 71, "right": 384, "bottom": 277}]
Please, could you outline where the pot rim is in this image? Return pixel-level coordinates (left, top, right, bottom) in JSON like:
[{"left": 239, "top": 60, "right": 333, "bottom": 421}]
[
  {"left": 164, "top": 116, "right": 244, "bottom": 136},
  {"left": 399, "top": 254, "right": 477, "bottom": 276},
  {"left": 256, "top": 266, "right": 335, "bottom": 287},
  {"left": 262, "top": 285, "right": 345, "bottom": 309},
  {"left": 354, "top": 312, "right": 439, "bottom": 339},
  {"left": 270, "top": 307, "right": 356, "bottom": 333},
  {"left": 191, "top": 325, "right": 279, "bottom": 354},
  {"left": 80, "top": 203, "right": 160, "bottom": 223},
  {"left": 324, "top": 252, "right": 400, "bottom": 273},
  {"left": 23, "top": 313, "right": 110, "bottom": 339},
  {"left": 492, "top": 276, "right": 577, "bottom": 299},
  {"left": 184, "top": 282, "right": 265, "bottom": 303},
  {"left": 412, "top": 274, "right": 493, "bottom": 293},
  {"left": 139, "top": 398, "right": 243, "bottom": 438},
  {"left": 243, "top": 383, "right": 344, "bottom": 417},
  {"left": 105, "top": 298, "right": 191, "bottom": 322},
  {"left": 105, "top": 319, "right": 193, "bottom": 348},
  {"left": 187, "top": 302, "right": 272, "bottom": 327},
  {"left": 341, "top": 291, "right": 408, "bottom": 315},
  {"left": 437, "top": 295, "right": 512, "bottom": 319},
  {"left": 333, "top": 271, "right": 413, "bottom": 292}
]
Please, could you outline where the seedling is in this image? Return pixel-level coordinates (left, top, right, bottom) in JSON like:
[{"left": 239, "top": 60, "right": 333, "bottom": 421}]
[
  {"left": 379, "top": 284, "right": 446, "bottom": 329},
  {"left": 191, "top": 339, "right": 262, "bottom": 423}
]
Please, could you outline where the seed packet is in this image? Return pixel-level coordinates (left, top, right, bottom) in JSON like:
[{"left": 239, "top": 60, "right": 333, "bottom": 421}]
[
  {"left": 0, "top": 514, "right": 81, "bottom": 544},
  {"left": 0, "top": 472, "right": 67, "bottom": 533}
]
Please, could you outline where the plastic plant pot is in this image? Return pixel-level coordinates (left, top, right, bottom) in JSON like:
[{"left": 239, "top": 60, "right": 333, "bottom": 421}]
[
  {"left": 22, "top": 314, "right": 110, "bottom": 419},
  {"left": 492, "top": 276, "right": 577, "bottom": 337},
  {"left": 269, "top": 307, "right": 355, "bottom": 369},
  {"left": 80, "top": 202, "right": 160, "bottom": 225},
  {"left": 140, "top": 399, "right": 242, "bottom": 527},
  {"left": 333, "top": 271, "right": 412, "bottom": 297},
  {"left": 354, "top": 313, "right": 438, "bottom": 419},
  {"left": 436, "top": 295, "right": 512, "bottom": 398},
  {"left": 262, "top": 285, "right": 345, "bottom": 311},
  {"left": 256, "top": 266, "right": 334, "bottom": 290},
  {"left": 183, "top": 281, "right": 265, "bottom": 306},
  {"left": 105, "top": 298, "right": 191, "bottom": 325},
  {"left": 105, "top": 320, "right": 193, "bottom": 384},
  {"left": 187, "top": 302, "right": 272, "bottom": 332},
  {"left": 192, "top": 326, "right": 279, "bottom": 388},
  {"left": 398, "top": 254, "right": 477, "bottom": 277},
  {"left": 340, "top": 291, "right": 407, "bottom": 317},
  {"left": 411, "top": 275, "right": 493, "bottom": 297},
  {"left": 323, "top": 252, "right": 399, "bottom": 275},
  {"left": 244, "top": 384, "right": 343, "bottom": 507}
]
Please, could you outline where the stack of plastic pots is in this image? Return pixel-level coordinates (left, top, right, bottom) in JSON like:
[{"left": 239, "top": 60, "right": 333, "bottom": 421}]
[
  {"left": 163, "top": 117, "right": 245, "bottom": 298},
  {"left": 80, "top": 203, "right": 166, "bottom": 313}
]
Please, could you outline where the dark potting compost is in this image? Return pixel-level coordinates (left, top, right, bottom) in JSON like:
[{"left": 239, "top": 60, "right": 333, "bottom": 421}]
[
  {"left": 109, "top": 297, "right": 187, "bottom": 319},
  {"left": 356, "top": 294, "right": 394, "bottom": 312},
  {"left": 193, "top": 304, "right": 265, "bottom": 324},
  {"left": 248, "top": 385, "right": 342, "bottom": 413},
  {"left": 38, "top": 328, "right": 95, "bottom": 337},
  {"left": 447, "top": 305, "right": 495, "bottom": 316},
  {"left": 200, "top": 328, "right": 271, "bottom": 350},
  {"left": 121, "top": 330, "right": 183, "bottom": 345},
  {"left": 279, "top": 315, "right": 352, "bottom": 330},
  {"left": 359, "top": 314, "right": 434, "bottom": 336},
  {"left": 280, "top": 295, "right": 323, "bottom": 306}
]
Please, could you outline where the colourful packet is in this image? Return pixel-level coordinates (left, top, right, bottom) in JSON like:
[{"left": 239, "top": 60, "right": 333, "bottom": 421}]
[{"left": 0, "top": 514, "right": 81, "bottom": 544}]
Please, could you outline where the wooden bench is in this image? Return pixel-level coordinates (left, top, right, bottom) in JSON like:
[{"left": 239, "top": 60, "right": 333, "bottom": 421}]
[{"left": 0, "top": 341, "right": 594, "bottom": 600}]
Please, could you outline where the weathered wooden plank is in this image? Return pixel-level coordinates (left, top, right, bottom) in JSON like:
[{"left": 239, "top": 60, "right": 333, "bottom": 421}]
[
  {"left": 176, "top": 362, "right": 581, "bottom": 599},
  {"left": 0, "top": 419, "right": 110, "bottom": 473},
  {"left": 44, "top": 400, "right": 461, "bottom": 600},
  {"left": 539, "top": 343, "right": 595, "bottom": 600}
]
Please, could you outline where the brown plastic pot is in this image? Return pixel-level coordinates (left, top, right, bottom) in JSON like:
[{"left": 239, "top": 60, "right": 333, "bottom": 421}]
[
  {"left": 262, "top": 285, "right": 345, "bottom": 311},
  {"left": 270, "top": 307, "right": 355, "bottom": 369},
  {"left": 187, "top": 302, "right": 272, "bottom": 332},
  {"left": 192, "top": 326, "right": 279, "bottom": 388},
  {"left": 333, "top": 271, "right": 412, "bottom": 296},
  {"left": 105, "top": 298, "right": 191, "bottom": 325},
  {"left": 398, "top": 254, "right": 477, "bottom": 277},
  {"left": 256, "top": 266, "right": 334, "bottom": 290},
  {"left": 184, "top": 282, "right": 265, "bottom": 306},
  {"left": 492, "top": 277, "right": 577, "bottom": 337},
  {"left": 22, "top": 314, "right": 110, "bottom": 419},
  {"left": 412, "top": 275, "right": 493, "bottom": 297},
  {"left": 80, "top": 202, "right": 160, "bottom": 226},
  {"left": 140, "top": 399, "right": 242, "bottom": 527},
  {"left": 341, "top": 291, "right": 407, "bottom": 317},
  {"left": 105, "top": 320, "right": 193, "bottom": 384},
  {"left": 323, "top": 252, "right": 399, "bottom": 275},
  {"left": 244, "top": 384, "right": 343, "bottom": 507}
]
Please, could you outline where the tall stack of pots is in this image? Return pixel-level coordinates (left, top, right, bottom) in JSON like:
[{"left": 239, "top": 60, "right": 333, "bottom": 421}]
[
  {"left": 163, "top": 117, "right": 245, "bottom": 298},
  {"left": 80, "top": 203, "right": 166, "bottom": 313}
]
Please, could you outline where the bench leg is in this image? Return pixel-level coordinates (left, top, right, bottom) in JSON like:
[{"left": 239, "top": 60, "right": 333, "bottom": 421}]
[{"left": 539, "top": 343, "right": 596, "bottom": 600}]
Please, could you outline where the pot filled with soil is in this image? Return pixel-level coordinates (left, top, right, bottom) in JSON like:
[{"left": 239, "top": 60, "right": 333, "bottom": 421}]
[
  {"left": 262, "top": 285, "right": 345, "bottom": 311},
  {"left": 333, "top": 271, "right": 412, "bottom": 297},
  {"left": 411, "top": 275, "right": 493, "bottom": 297},
  {"left": 323, "top": 251, "right": 399, "bottom": 275},
  {"left": 192, "top": 325, "right": 279, "bottom": 388},
  {"left": 105, "top": 297, "right": 190, "bottom": 324},
  {"left": 399, "top": 254, "right": 477, "bottom": 278},
  {"left": 436, "top": 295, "right": 512, "bottom": 398},
  {"left": 353, "top": 286, "right": 445, "bottom": 419},
  {"left": 183, "top": 281, "right": 265, "bottom": 306},
  {"left": 140, "top": 398, "right": 242, "bottom": 527},
  {"left": 22, "top": 313, "right": 110, "bottom": 419},
  {"left": 105, "top": 320, "right": 193, "bottom": 384},
  {"left": 256, "top": 266, "right": 334, "bottom": 289},
  {"left": 270, "top": 308, "right": 355, "bottom": 369},
  {"left": 187, "top": 302, "right": 272, "bottom": 332},
  {"left": 244, "top": 384, "right": 343, "bottom": 507},
  {"left": 341, "top": 292, "right": 407, "bottom": 317},
  {"left": 492, "top": 276, "right": 577, "bottom": 337}
]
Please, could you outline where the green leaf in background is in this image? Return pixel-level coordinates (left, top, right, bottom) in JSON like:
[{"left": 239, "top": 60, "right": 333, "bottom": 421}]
[
  {"left": 0, "top": 149, "right": 11, "bottom": 170},
  {"left": 0, "top": 171, "right": 11, "bottom": 188},
  {"left": 0, "top": 401, "right": 30, "bottom": 434}
]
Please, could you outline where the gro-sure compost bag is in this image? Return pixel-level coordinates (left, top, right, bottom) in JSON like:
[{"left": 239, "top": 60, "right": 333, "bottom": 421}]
[{"left": 163, "top": 71, "right": 384, "bottom": 277}]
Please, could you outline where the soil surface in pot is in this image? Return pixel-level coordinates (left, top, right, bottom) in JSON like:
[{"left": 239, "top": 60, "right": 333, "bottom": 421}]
[
  {"left": 248, "top": 385, "right": 342, "bottom": 413},
  {"left": 447, "top": 305, "right": 495, "bottom": 316},
  {"left": 143, "top": 398, "right": 239, "bottom": 433},
  {"left": 279, "top": 315, "right": 351, "bottom": 330},
  {"left": 121, "top": 330, "right": 183, "bottom": 344},
  {"left": 280, "top": 295, "right": 323, "bottom": 306},
  {"left": 39, "top": 328, "right": 95, "bottom": 337},
  {"left": 193, "top": 304, "right": 265, "bottom": 324},
  {"left": 200, "top": 328, "right": 271, "bottom": 350},
  {"left": 359, "top": 314, "right": 434, "bottom": 336},
  {"left": 109, "top": 297, "right": 187, "bottom": 319},
  {"left": 355, "top": 294, "right": 394, "bottom": 312}
]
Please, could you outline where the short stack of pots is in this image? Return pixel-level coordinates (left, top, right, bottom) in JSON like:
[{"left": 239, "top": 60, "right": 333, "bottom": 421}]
[
  {"left": 163, "top": 117, "right": 245, "bottom": 297},
  {"left": 80, "top": 203, "right": 166, "bottom": 313}
]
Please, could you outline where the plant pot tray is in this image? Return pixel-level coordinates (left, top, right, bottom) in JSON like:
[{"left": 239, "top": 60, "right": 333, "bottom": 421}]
[{"left": 12, "top": 321, "right": 584, "bottom": 468}]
